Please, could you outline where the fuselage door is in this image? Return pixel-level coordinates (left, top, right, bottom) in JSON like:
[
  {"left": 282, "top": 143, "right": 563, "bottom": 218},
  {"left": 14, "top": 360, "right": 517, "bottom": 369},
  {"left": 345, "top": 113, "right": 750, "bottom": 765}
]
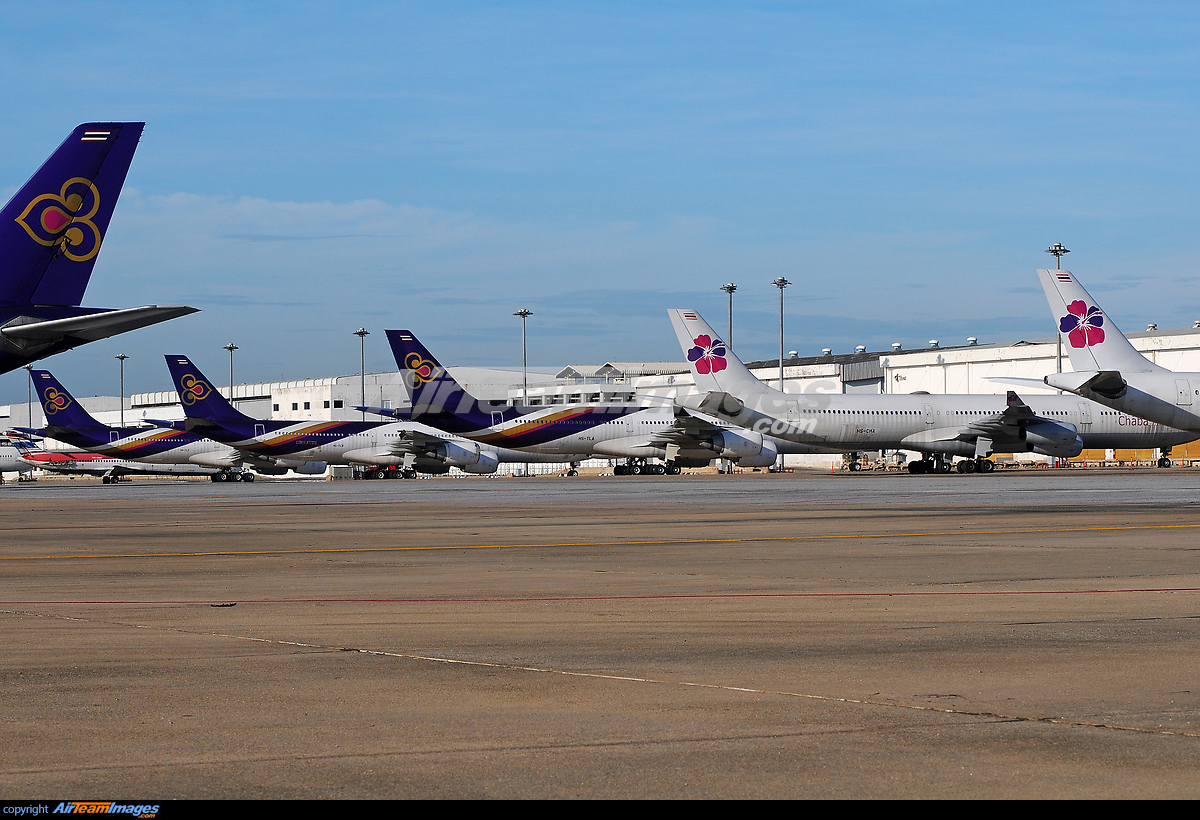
[
  {"left": 109, "top": 430, "right": 120, "bottom": 443},
  {"left": 923, "top": 403, "right": 934, "bottom": 425},
  {"left": 1176, "top": 380, "right": 1193, "bottom": 406},
  {"left": 491, "top": 411, "right": 504, "bottom": 429},
  {"left": 1077, "top": 402, "right": 1092, "bottom": 431},
  {"left": 254, "top": 423, "right": 266, "bottom": 438}
]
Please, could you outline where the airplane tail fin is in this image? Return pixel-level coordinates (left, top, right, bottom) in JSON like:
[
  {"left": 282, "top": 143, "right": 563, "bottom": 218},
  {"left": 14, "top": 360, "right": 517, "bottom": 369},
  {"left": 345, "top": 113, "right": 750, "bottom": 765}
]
[
  {"left": 385, "top": 329, "right": 478, "bottom": 415},
  {"left": 1037, "top": 269, "right": 1163, "bottom": 374},
  {"left": 667, "top": 309, "right": 775, "bottom": 397},
  {"left": 0, "top": 123, "right": 144, "bottom": 307},
  {"left": 164, "top": 355, "right": 254, "bottom": 425},
  {"left": 29, "top": 370, "right": 107, "bottom": 434}
]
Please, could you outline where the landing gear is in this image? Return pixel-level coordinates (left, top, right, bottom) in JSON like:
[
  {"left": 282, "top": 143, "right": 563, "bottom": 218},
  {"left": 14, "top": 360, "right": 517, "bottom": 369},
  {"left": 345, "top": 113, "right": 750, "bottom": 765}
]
[
  {"left": 566, "top": 469, "right": 579, "bottom": 476},
  {"left": 1158, "top": 457, "right": 1173, "bottom": 468},
  {"left": 956, "top": 459, "right": 977, "bottom": 474},
  {"left": 240, "top": 472, "right": 255, "bottom": 482},
  {"left": 612, "top": 458, "right": 673, "bottom": 476},
  {"left": 978, "top": 458, "right": 995, "bottom": 473},
  {"left": 211, "top": 471, "right": 229, "bottom": 482}
]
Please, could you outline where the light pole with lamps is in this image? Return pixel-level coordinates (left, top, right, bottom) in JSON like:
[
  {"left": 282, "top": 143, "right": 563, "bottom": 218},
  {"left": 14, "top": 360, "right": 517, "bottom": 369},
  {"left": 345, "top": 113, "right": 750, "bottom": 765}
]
[
  {"left": 720, "top": 283, "right": 737, "bottom": 349},
  {"left": 115, "top": 354, "right": 128, "bottom": 428},
  {"left": 223, "top": 343, "right": 238, "bottom": 408},
  {"left": 514, "top": 309, "right": 532, "bottom": 404},
  {"left": 354, "top": 328, "right": 369, "bottom": 421},
  {"left": 1045, "top": 243, "right": 1070, "bottom": 387},
  {"left": 772, "top": 277, "right": 791, "bottom": 391},
  {"left": 24, "top": 364, "right": 32, "bottom": 431}
]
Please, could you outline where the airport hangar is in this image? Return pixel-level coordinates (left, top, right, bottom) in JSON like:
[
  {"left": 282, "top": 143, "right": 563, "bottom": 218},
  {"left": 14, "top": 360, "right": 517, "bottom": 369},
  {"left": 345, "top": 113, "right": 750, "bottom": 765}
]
[{"left": 7, "top": 323, "right": 1200, "bottom": 471}]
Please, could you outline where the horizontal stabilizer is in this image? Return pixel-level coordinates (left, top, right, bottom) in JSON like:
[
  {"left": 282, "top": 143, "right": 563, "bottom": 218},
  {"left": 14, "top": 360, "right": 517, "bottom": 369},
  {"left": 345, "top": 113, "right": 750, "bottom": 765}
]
[
  {"left": 1045, "top": 370, "right": 1127, "bottom": 398},
  {"left": 1, "top": 305, "right": 198, "bottom": 345}
]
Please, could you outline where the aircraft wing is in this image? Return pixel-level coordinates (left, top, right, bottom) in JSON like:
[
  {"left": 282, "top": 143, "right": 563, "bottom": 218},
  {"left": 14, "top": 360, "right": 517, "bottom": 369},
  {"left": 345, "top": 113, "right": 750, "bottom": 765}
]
[
  {"left": 0, "top": 305, "right": 198, "bottom": 346},
  {"left": 385, "top": 428, "right": 451, "bottom": 456}
]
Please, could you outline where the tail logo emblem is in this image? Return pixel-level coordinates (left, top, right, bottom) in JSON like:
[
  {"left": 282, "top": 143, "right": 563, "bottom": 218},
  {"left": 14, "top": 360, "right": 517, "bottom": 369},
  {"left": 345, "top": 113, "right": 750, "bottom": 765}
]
[
  {"left": 14, "top": 178, "right": 103, "bottom": 262},
  {"left": 687, "top": 334, "right": 728, "bottom": 375},
  {"left": 42, "top": 388, "right": 73, "bottom": 414},
  {"left": 404, "top": 352, "right": 442, "bottom": 388},
  {"left": 179, "top": 374, "right": 213, "bottom": 405},
  {"left": 1059, "top": 300, "right": 1105, "bottom": 349}
]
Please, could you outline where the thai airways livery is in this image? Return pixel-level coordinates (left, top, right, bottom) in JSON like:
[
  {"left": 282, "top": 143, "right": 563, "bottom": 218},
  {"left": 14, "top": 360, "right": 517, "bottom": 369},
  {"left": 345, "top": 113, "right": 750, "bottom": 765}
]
[
  {"left": 24, "top": 370, "right": 257, "bottom": 481},
  {"left": 667, "top": 308, "right": 1196, "bottom": 472},
  {"left": 0, "top": 123, "right": 197, "bottom": 374},
  {"left": 1039, "top": 268, "right": 1200, "bottom": 439},
  {"left": 163, "top": 354, "right": 579, "bottom": 475},
  {"left": 375, "top": 329, "right": 825, "bottom": 474}
]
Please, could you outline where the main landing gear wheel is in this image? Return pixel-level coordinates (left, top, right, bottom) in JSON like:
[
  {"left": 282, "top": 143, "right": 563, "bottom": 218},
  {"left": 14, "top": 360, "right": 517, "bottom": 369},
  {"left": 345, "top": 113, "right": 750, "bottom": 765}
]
[
  {"left": 240, "top": 472, "right": 255, "bottom": 482},
  {"left": 848, "top": 461, "right": 862, "bottom": 472},
  {"left": 979, "top": 459, "right": 995, "bottom": 473},
  {"left": 212, "top": 472, "right": 230, "bottom": 482},
  {"left": 956, "top": 459, "right": 977, "bottom": 474},
  {"left": 375, "top": 469, "right": 388, "bottom": 479},
  {"left": 567, "top": 469, "right": 579, "bottom": 476},
  {"left": 666, "top": 463, "right": 682, "bottom": 475},
  {"left": 1158, "top": 457, "right": 1173, "bottom": 468},
  {"left": 629, "top": 464, "right": 643, "bottom": 476}
]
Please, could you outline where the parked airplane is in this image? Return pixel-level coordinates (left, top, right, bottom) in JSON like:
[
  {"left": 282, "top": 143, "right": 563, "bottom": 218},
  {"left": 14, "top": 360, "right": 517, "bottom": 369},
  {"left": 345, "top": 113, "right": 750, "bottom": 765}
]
[
  {"left": 1039, "top": 268, "right": 1200, "bottom": 461},
  {"left": 666, "top": 309, "right": 1196, "bottom": 473},
  {"left": 8, "top": 435, "right": 214, "bottom": 483},
  {"left": 163, "top": 355, "right": 582, "bottom": 476},
  {"left": 19, "top": 369, "right": 267, "bottom": 482},
  {"left": 366, "top": 329, "right": 831, "bottom": 475},
  {"left": 0, "top": 436, "right": 32, "bottom": 476},
  {"left": 0, "top": 123, "right": 197, "bottom": 374}
]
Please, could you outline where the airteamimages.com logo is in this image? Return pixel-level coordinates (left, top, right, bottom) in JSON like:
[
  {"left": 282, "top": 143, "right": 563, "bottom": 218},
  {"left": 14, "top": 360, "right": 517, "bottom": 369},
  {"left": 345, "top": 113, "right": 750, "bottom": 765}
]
[{"left": 1, "top": 804, "right": 160, "bottom": 819}]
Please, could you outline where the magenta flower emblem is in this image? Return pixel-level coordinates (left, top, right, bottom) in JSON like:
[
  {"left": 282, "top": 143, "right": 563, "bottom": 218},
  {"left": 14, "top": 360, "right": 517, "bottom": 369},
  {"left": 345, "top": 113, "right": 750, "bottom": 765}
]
[
  {"left": 687, "top": 334, "right": 728, "bottom": 375},
  {"left": 1059, "top": 300, "right": 1105, "bottom": 349}
]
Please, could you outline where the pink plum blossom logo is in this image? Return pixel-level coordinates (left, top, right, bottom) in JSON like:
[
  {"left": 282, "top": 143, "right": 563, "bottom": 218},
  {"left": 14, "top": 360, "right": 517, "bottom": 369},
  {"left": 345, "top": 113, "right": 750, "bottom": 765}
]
[
  {"left": 1059, "top": 300, "right": 1105, "bottom": 349},
  {"left": 687, "top": 334, "right": 727, "bottom": 375}
]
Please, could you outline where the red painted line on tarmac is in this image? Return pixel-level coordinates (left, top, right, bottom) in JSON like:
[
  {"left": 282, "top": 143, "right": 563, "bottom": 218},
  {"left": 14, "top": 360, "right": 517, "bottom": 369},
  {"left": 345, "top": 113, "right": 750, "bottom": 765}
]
[{"left": 4, "top": 587, "right": 1199, "bottom": 606}]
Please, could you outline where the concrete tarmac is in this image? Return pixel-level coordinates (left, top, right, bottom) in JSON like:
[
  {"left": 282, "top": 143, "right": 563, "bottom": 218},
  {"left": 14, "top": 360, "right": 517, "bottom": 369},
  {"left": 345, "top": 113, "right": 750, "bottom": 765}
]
[{"left": 2, "top": 471, "right": 1199, "bottom": 798}]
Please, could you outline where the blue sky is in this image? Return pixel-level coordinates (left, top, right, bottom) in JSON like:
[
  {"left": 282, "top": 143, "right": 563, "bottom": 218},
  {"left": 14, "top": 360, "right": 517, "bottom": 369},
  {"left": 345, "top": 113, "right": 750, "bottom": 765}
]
[{"left": 3, "top": 2, "right": 1200, "bottom": 400}]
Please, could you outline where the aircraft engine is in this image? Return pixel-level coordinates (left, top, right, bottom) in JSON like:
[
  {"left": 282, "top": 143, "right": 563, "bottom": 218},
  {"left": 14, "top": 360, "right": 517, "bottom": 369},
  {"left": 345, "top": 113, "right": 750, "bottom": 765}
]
[
  {"left": 1030, "top": 435, "right": 1084, "bottom": 458},
  {"left": 435, "top": 439, "right": 483, "bottom": 467},
  {"left": 275, "top": 459, "right": 328, "bottom": 475},
  {"left": 459, "top": 449, "right": 500, "bottom": 474},
  {"left": 711, "top": 429, "right": 766, "bottom": 459},
  {"left": 736, "top": 437, "right": 778, "bottom": 467},
  {"left": 1023, "top": 421, "right": 1078, "bottom": 449}
]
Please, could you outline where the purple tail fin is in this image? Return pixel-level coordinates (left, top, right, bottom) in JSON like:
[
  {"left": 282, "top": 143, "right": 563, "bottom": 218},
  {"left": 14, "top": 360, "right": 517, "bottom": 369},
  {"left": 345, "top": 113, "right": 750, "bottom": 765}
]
[
  {"left": 30, "top": 370, "right": 106, "bottom": 432},
  {"left": 164, "top": 354, "right": 252, "bottom": 425},
  {"left": 0, "top": 122, "right": 143, "bottom": 307}
]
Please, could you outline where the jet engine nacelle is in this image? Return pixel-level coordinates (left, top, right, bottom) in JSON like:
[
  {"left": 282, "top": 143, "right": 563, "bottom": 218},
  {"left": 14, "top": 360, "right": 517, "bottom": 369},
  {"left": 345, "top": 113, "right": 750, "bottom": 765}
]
[
  {"left": 1030, "top": 435, "right": 1084, "bottom": 458},
  {"left": 736, "top": 437, "right": 778, "bottom": 468},
  {"left": 711, "top": 429, "right": 766, "bottom": 459},
  {"left": 275, "top": 459, "right": 328, "bottom": 475},
  {"left": 435, "top": 439, "right": 484, "bottom": 467},
  {"left": 1023, "top": 421, "right": 1078, "bottom": 449},
  {"left": 458, "top": 449, "right": 500, "bottom": 474}
]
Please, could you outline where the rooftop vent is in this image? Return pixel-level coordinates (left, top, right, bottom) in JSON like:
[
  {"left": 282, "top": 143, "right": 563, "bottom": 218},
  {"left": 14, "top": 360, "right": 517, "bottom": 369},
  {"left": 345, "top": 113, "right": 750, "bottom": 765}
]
[
  {"left": 855, "top": 345, "right": 866, "bottom": 353},
  {"left": 1147, "top": 323, "right": 1158, "bottom": 331},
  {"left": 928, "top": 339, "right": 939, "bottom": 348},
  {"left": 891, "top": 342, "right": 902, "bottom": 351},
  {"left": 788, "top": 350, "right": 798, "bottom": 358},
  {"left": 821, "top": 348, "right": 832, "bottom": 356},
  {"left": 967, "top": 337, "right": 978, "bottom": 345}
]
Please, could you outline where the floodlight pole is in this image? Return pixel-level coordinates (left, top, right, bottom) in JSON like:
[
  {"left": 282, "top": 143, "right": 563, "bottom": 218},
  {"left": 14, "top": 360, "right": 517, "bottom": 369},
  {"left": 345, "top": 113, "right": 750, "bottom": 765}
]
[
  {"left": 514, "top": 309, "right": 532, "bottom": 404},
  {"left": 354, "top": 328, "right": 369, "bottom": 421},
  {"left": 116, "top": 354, "right": 128, "bottom": 429},
  {"left": 223, "top": 343, "right": 238, "bottom": 408},
  {"left": 24, "top": 365, "right": 32, "bottom": 430},
  {"left": 720, "top": 283, "right": 737, "bottom": 350},
  {"left": 772, "top": 277, "right": 791, "bottom": 392},
  {"left": 1045, "top": 243, "right": 1070, "bottom": 389}
]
